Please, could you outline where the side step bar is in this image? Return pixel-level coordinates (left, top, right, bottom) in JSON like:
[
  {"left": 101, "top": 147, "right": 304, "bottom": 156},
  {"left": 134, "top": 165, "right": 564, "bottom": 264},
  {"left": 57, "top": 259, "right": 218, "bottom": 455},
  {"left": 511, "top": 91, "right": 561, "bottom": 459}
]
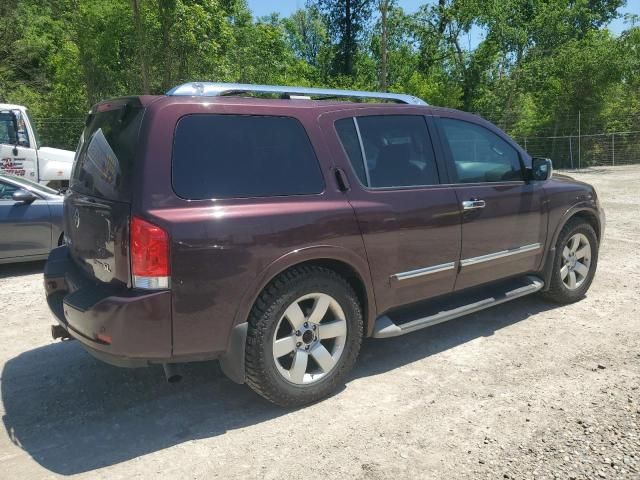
[{"left": 373, "top": 275, "right": 544, "bottom": 338}]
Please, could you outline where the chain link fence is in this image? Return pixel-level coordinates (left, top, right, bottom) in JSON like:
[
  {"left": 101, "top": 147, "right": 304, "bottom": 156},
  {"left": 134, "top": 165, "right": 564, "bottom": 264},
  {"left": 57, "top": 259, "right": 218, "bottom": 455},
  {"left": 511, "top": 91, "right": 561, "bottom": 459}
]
[
  {"left": 33, "top": 115, "right": 640, "bottom": 170},
  {"left": 33, "top": 118, "right": 84, "bottom": 151},
  {"left": 515, "top": 131, "right": 640, "bottom": 169}
]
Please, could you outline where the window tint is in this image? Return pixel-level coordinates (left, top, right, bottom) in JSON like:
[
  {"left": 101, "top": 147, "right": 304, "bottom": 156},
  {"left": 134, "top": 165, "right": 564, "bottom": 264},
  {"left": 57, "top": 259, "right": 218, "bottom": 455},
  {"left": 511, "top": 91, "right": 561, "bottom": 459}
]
[
  {"left": 335, "top": 118, "right": 367, "bottom": 185},
  {"left": 0, "top": 181, "right": 19, "bottom": 200},
  {"left": 439, "top": 118, "right": 522, "bottom": 183},
  {"left": 0, "top": 110, "right": 29, "bottom": 147},
  {"left": 336, "top": 115, "right": 439, "bottom": 188},
  {"left": 71, "top": 99, "right": 144, "bottom": 201},
  {"left": 173, "top": 115, "right": 324, "bottom": 200},
  {"left": 0, "top": 111, "right": 17, "bottom": 146}
]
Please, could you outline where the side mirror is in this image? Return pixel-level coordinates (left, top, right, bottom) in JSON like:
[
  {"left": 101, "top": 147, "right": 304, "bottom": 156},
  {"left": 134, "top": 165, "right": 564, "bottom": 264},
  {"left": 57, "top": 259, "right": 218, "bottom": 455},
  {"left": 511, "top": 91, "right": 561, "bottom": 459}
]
[
  {"left": 12, "top": 188, "right": 37, "bottom": 204},
  {"left": 17, "top": 130, "right": 29, "bottom": 147},
  {"left": 530, "top": 157, "right": 553, "bottom": 181}
]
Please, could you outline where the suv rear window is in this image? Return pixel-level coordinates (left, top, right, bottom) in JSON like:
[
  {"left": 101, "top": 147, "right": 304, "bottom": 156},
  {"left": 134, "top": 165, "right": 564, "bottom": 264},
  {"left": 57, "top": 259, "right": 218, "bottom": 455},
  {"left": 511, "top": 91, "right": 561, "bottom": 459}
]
[
  {"left": 172, "top": 115, "right": 324, "bottom": 200},
  {"left": 71, "top": 98, "right": 144, "bottom": 201}
]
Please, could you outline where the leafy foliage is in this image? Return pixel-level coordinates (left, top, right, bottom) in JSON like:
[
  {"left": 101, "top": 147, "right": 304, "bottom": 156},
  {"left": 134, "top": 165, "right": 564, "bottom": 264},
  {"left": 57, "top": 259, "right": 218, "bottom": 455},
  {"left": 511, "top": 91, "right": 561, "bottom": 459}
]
[{"left": 0, "top": 0, "right": 638, "bottom": 168}]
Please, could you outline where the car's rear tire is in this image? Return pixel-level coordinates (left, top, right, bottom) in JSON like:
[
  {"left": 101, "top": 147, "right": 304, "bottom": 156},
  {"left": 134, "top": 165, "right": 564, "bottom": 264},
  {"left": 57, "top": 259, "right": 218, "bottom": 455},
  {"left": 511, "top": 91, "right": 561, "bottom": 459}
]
[
  {"left": 541, "top": 218, "right": 599, "bottom": 304},
  {"left": 245, "top": 265, "right": 363, "bottom": 407}
]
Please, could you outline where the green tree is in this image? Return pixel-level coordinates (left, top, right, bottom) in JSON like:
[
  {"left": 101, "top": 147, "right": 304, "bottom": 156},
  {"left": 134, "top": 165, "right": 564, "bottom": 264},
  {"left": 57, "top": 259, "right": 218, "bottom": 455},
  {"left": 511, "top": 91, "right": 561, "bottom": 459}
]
[
  {"left": 315, "top": 0, "right": 374, "bottom": 76},
  {"left": 0, "top": 0, "right": 637, "bottom": 157}
]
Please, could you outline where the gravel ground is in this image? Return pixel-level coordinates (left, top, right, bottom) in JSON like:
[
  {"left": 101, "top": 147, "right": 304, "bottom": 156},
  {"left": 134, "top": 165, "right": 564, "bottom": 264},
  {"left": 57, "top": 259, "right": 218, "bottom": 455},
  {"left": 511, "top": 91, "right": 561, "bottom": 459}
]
[{"left": 0, "top": 165, "right": 638, "bottom": 479}]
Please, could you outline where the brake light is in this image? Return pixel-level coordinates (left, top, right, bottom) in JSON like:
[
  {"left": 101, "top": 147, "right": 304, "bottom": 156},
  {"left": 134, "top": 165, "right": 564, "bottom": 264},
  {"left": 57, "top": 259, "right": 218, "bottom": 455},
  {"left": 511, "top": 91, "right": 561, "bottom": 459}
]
[{"left": 130, "top": 216, "right": 170, "bottom": 289}]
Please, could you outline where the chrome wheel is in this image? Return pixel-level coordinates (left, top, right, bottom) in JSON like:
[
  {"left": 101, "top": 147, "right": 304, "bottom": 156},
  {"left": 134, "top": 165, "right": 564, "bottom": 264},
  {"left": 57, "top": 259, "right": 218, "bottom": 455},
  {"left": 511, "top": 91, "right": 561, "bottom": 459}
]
[
  {"left": 272, "top": 293, "right": 348, "bottom": 385},
  {"left": 560, "top": 233, "right": 592, "bottom": 290}
]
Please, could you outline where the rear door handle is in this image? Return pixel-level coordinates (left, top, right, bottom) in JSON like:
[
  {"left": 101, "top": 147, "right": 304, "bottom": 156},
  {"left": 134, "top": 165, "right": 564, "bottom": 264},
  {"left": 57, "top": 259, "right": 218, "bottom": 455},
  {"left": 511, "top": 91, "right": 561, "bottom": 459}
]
[
  {"left": 334, "top": 167, "right": 350, "bottom": 192},
  {"left": 462, "top": 199, "right": 486, "bottom": 210}
]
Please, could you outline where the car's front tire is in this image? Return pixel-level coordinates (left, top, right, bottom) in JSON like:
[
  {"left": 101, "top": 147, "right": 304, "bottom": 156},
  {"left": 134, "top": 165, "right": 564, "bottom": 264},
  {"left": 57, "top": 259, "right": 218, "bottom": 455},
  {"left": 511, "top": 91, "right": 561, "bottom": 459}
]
[
  {"left": 542, "top": 218, "right": 599, "bottom": 304},
  {"left": 245, "top": 265, "right": 363, "bottom": 407}
]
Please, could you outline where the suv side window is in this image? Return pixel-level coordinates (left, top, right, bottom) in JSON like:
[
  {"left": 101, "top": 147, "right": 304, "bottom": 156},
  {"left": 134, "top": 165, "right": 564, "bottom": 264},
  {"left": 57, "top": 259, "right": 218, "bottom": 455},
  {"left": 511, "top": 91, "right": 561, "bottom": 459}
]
[
  {"left": 173, "top": 115, "right": 324, "bottom": 200},
  {"left": 438, "top": 118, "right": 522, "bottom": 183},
  {"left": 336, "top": 115, "right": 439, "bottom": 188}
]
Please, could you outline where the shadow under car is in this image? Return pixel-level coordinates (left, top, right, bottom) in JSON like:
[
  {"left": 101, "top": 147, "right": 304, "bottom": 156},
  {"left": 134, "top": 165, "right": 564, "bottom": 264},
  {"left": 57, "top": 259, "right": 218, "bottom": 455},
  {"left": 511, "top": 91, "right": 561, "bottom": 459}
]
[{"left": 1, "top": 295, "right": 556, "bottom": 475}]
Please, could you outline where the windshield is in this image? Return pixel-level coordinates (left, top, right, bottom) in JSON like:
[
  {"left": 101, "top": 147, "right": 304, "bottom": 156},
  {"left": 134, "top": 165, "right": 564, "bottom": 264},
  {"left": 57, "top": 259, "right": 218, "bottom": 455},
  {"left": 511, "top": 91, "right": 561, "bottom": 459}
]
[{"left": 5, "top": 175, "right": 60, "bottom": 196}]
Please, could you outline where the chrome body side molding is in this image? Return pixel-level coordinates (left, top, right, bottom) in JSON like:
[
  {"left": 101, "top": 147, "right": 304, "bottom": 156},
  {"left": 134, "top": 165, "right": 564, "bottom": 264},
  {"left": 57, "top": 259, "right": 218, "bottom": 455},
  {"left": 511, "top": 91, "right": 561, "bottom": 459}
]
[
  {"left": 166, "top": 82, "right": 428, "bottom": 105},
  {"left": 391, "top": 243, "right": 541, "bottom": 283},
  {"left": 391, "top": 262, "right": 456, "bottom": 282},
  {"left": 460, "top": 243, "right": 542, "bottom": 267}
]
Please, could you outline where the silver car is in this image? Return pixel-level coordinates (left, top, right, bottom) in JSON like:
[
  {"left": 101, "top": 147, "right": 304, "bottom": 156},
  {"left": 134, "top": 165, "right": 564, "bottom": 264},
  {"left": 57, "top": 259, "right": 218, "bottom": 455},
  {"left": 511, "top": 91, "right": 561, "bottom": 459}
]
[{"left": 0, "top": 174, "right": 64, "bottom": 264}]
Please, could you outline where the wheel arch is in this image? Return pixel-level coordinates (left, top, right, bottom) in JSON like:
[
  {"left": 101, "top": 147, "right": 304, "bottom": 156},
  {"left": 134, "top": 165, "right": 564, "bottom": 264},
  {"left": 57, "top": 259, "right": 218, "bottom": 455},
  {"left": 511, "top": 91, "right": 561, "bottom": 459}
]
[
  {"left": 551, "top": 206, "right": 602, "bottom": 249},
  {"left": 541, "top": 205, "right": 602, "bottom": 291},
  {"left": 220, "top": 246, "right": 377, "bottom": 385},
  {"left": 237, "top": 247, "right": 376, "bottom": 337},
  {"left": 295, "top": 258, "right": 371, "bottom": 332},
  {"left": 569, "top": 210, "right": 601, "bottom": 242}
]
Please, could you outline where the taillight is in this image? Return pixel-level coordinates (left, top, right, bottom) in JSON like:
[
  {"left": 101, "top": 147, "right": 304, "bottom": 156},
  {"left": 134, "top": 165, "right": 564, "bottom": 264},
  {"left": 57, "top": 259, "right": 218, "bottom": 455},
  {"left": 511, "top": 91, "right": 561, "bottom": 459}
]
[{"left": 130, "top": 216, "right": 170, "bottom": 289}]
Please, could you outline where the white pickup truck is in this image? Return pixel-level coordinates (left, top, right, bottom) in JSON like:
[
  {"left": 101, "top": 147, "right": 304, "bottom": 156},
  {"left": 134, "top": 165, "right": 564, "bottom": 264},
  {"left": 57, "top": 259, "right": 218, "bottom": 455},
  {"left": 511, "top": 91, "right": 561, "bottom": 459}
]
[{"left": 0, "top": 104, "right": 75, "bottom": 188}]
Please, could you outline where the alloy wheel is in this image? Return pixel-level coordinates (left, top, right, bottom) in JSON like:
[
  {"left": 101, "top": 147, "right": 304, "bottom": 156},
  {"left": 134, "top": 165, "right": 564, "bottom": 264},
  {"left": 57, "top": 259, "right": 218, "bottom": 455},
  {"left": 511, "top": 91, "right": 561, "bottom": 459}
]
[
  {"left": 272, "top": 293, "right": 348, "bottom": 385},
  {"left": 560, "top": 233, "right": 592, "bottom": 290}
]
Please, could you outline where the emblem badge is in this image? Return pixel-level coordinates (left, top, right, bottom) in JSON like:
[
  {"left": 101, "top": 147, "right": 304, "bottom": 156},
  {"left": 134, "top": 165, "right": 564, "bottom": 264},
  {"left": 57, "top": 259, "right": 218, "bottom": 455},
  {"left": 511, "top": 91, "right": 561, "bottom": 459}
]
[{"left": 73, "top": 208, "right": 80, "bottom": 229}]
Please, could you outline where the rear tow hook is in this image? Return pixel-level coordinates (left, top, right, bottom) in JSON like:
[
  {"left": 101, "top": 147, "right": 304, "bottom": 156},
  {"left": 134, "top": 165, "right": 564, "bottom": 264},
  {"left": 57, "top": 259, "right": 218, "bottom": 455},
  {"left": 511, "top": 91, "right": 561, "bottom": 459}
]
[
  {"left": 162, "top": 363, "right": 183, "bottom": 384},
  {"left": 51, "top": 324, "right": 73, "bottom": 341}
]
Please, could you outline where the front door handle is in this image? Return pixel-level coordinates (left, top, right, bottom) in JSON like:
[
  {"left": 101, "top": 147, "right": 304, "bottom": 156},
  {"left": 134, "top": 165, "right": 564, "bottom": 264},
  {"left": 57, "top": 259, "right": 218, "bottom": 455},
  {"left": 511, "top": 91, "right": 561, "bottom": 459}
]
[{"left": 462, "top": 199, "right": 486, "bottom": 210}]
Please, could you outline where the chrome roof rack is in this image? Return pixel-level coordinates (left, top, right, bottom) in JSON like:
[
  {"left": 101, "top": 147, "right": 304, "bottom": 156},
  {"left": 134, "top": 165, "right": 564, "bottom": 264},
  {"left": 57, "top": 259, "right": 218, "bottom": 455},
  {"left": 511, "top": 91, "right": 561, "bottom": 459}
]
[{"left": 166, "top": 82, "right": 427, "bottom": 105}]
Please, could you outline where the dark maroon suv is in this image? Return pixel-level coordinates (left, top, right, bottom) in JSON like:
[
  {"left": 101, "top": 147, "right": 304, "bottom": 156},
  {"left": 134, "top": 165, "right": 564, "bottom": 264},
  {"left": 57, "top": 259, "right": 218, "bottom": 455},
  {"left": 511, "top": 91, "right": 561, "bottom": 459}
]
[{"left": 44, "top": 83, "right": 605, "bottom": 407}]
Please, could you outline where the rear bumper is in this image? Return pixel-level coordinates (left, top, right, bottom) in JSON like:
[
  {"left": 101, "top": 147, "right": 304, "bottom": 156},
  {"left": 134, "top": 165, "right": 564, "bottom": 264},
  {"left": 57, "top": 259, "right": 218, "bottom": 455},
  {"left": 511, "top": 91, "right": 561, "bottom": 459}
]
[{"left": 44, "top": 246, "right": 172, "bottom": 366}]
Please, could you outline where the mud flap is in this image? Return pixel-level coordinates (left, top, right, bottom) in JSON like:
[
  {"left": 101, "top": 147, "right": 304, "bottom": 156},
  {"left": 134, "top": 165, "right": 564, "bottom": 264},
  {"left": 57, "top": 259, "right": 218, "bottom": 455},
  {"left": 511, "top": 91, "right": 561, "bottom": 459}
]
[
  {"left": 541, "top": 245, "right": 557, "bottom": 292},
  {"left": 219, "top": 322, "right": 248, "bottom": 384}
]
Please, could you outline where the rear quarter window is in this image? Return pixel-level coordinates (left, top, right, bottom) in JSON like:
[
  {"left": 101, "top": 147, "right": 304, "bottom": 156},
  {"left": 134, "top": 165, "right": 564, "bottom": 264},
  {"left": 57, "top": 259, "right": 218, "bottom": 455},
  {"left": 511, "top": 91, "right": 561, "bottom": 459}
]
[
  {"left": 172, "top": 115, "right": 324, "bottom": 200},
  {"left": 71, "top": 99, "right": 144, "bottom": 201}
]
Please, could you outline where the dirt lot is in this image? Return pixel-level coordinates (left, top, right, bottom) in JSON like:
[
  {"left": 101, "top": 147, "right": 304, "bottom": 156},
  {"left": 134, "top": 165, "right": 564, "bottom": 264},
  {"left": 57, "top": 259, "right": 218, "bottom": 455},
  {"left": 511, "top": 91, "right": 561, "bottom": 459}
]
[{"left": 0, "top": 166, "right": 638, "bottom": 479}]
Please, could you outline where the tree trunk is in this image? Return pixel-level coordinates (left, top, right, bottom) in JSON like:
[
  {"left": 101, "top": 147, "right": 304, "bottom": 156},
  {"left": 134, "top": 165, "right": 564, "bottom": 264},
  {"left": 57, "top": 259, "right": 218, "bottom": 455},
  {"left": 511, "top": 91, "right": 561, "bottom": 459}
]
[
  {"left": 158, "top": 0, "right": 175, "bottom": 92},
  {"left": 344, "top": 0, "right": 353, "bottom": 75},
  {"left": 379, "top": 0, "right": 389, "bottom": 90},
  {"left": 131, "top": 0, "right": 150, "bottom": 94},
  {"left": 453, "top": 37, "right": 472, "bottom": 111},
  {"left": 420, "top": 0, "right": 449, "bottom": 74}
]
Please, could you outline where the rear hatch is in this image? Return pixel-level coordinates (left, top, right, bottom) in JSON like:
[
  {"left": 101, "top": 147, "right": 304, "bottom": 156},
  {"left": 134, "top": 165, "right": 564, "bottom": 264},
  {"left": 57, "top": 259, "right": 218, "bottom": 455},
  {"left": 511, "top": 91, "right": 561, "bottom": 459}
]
[{"left": 65, "top": 97, "right": 145, "bottom": 287}]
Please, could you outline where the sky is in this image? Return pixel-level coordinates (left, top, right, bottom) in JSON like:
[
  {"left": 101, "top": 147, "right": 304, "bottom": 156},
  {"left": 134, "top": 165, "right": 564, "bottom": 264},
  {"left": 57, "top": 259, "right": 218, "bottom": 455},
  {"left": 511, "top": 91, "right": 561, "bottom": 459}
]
[{"left": 247, "top": 0, "right": 639, "bottom": 49}]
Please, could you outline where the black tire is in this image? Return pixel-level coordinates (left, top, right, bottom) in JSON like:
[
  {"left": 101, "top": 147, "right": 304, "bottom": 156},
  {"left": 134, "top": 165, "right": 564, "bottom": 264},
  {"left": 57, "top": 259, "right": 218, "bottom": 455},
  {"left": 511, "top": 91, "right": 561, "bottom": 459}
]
[
  {"left": 541, "top": 218, "right": 599, "bottom": 304},
  {"left": 245, "top": 265, "right": 363, "bottom": 407}
]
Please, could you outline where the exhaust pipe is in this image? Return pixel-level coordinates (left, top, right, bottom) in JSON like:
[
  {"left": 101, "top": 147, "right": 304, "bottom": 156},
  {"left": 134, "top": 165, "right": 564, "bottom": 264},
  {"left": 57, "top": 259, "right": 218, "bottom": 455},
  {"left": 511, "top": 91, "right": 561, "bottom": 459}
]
[
  {"left": 51, "top": 324, "right": 72, "bottom": 341},
  {"left": 162, "top": 363, "right": 182, "bottom": 383}
]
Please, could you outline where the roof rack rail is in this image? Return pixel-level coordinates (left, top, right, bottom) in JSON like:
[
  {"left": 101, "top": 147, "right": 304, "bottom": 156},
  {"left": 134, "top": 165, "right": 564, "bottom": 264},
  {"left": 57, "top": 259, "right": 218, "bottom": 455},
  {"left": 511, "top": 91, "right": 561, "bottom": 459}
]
[{"left": 166, "top": 82, "right": 428, "bottom": 105}]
